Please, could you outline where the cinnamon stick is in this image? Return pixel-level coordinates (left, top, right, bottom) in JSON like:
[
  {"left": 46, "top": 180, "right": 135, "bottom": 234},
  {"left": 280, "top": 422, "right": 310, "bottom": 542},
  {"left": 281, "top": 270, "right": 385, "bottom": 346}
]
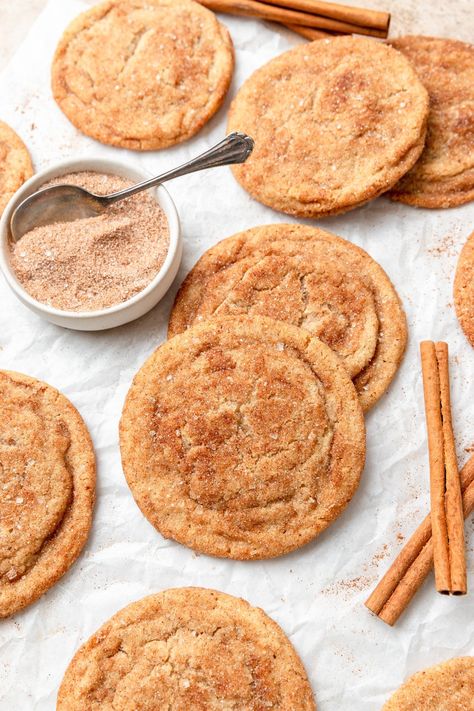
[
  {"left": 420, "top": 340, "right": 451, "bottom": 594},
  {"left": 284, "top": 23, "right": 337, "bottom": 39},
  {"left": 261, "top": 0, "right": 390, "bottom": 32},
  {"left": 435, "top": 342, "right": 466, "bottom": 595},
  {"left": 196, "top": 0, "right": 387, "bottom": 37},
  {"left": 365, "top": 455, "right": 474, "bottom": 625}
]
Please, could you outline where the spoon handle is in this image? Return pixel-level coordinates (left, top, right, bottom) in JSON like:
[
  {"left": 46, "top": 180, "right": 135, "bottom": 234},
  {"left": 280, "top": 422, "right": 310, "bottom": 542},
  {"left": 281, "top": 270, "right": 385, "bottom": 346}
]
[{"left": 105, "top": 132, "right": 254, "bottom": 204}]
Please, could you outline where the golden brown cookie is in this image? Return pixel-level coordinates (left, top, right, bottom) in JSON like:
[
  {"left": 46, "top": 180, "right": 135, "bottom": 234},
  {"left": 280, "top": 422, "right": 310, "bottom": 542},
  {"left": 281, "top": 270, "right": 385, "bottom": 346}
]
[
  {"left": 0, "top": 121, "right": 33, "bottom": 217},
  {"left": 57, "top": 587, "right": 316, "bottom": 710},
  {"left": 168, "top": 224, "right": 407, "bottom": 411},
  {"left": 389, "top": 37, "right": 474, "bottom": 208},
  {"left": 382, "top": 657, "right": 474, "bottom": 710},
  {"left": 120, "top": 315, "right": 365, "bottom": 559},
  {"left": 0, "top": 371, "right": 95, "bottom": 618},
  {"left": 51, "top": 0, "right": 234, "bottom": 150},
  {"left": 454, "top": 229, "right": 474, "bottom": 347},
  {"left": 227, "top": 36, "right": 429, "bottom": 217}
]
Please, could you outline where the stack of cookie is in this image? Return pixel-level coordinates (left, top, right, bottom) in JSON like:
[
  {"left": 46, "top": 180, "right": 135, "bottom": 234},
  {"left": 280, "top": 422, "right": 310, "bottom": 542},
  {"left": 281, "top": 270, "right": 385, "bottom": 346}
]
[
  {"left": 118, "top": 223, "right": 408, "bottom": 563},
  {"left": 228, "top": 34, "right": 474, "bottom": 217},
  {"left": 0, "top": 371, "right": 95, "bottom": 619}
]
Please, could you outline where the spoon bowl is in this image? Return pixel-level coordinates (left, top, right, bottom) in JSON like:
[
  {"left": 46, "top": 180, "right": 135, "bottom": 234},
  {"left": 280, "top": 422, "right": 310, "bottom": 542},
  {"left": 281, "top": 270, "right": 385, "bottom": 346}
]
[{"left": 11, "top": 184, "right": 108, "bottom": 239}]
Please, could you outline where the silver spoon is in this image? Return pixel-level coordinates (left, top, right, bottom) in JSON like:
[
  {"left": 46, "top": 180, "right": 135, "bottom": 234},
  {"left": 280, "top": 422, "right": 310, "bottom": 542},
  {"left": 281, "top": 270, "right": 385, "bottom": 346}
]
[{"left": 10, "top": 132, "right": 254, "bottom": 242}]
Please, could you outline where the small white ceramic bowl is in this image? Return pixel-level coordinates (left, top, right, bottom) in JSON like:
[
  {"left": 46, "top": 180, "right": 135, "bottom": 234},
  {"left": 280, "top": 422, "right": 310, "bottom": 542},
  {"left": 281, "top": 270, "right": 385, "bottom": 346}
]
[{"left": 0, "top": 158, "right": 181, "bottom": 331}]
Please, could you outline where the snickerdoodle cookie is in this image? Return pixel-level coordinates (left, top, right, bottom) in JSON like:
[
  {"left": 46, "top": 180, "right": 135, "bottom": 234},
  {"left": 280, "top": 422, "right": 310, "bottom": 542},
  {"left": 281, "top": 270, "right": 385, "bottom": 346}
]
[
  {"left": 168, "top": 225, "right": 407, "bottom": 411},
  {"left": 389, "top": 37, "right": 474, "bottom": 208},
  {"left": 227, "top": 36, "right": 429, "bottom": 217},
  {"left": 57, "top": 588, "right": 316, "bottom": 710},
  {"left": 0, "top": 371, "right": 95, "bottom": 618},
  {"left": 382, "top": 657, "right": 474, "bottom": 710},
  {"left": 120, "top": 315, "right": 365, "bottom": 559},
  {"left": 0, "top": 121, "right": 33, "bottom": 217},
  {"left": 52, "top": 0, "right": 234, "bottom": 150},
  {"left": 454, "top": 229, "right": 474, "bottom": 348}
]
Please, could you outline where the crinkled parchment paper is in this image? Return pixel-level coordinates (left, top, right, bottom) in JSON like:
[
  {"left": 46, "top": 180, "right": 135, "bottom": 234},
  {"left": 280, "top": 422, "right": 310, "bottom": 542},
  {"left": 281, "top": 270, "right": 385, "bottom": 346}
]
[{"left": 0, "top": 1, "right": 473, "bottom": 708}]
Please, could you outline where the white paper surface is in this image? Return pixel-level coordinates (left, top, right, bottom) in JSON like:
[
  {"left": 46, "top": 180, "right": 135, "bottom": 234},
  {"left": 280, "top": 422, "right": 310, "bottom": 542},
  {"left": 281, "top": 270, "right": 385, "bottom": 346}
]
[{"left": 1, "top": 2, "right": 474, "bottom": 708}]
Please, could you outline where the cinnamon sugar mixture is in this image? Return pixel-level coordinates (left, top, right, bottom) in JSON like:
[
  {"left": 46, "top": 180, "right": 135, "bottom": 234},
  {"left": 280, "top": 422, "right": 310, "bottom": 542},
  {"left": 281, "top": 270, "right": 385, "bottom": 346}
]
[{"left": 9, "top": 171, "right": 169, "bottom": 311}]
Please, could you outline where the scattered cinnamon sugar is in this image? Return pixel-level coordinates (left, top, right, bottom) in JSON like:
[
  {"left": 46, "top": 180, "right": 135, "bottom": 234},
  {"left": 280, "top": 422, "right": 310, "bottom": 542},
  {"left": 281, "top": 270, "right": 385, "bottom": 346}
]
[
  {"left": 427, "top": 232, "right": 458, "bottom": 258},
  {"left": 9, "top": 171, "right": 169, "bottom": 311},
  {"left": 321, "top": 575, "right": 375, "bottom": 598},
  {"left": 371, "top": 543, "right": 390, "bottom": 565}
]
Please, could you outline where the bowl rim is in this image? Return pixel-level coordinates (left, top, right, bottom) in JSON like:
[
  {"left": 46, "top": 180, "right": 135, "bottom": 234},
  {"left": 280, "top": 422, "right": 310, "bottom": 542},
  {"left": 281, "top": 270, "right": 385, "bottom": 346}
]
[{"left": 0, "top": 156, "right": 181, "bottom": 320}]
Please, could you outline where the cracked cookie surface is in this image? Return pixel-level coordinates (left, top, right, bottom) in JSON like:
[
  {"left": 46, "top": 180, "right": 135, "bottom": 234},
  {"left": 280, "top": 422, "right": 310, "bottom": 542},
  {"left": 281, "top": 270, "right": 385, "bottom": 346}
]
[
  {"left": 0, "top": 121, "right": 33, "bottom": 217},
  {"left": 454, "top": 229, "right": 474, "bottom": 347},
  {"left": 382, "top": 657, "right": 474, "bottom": 710},
  {"left": 389, "top": 36, "right": 474, "bottom": 208},
  {"left": 120, "top": 315, "right": 365, "bottom": 559},
  {"left": 0, "top": 371, "right": 95, "bottom": 618},
  {"left": 57, "top": 587, "right": 316, "bottom": 710},
  {"left": 51, "top": 0, "right": 234, "bottom": 150},
  {"left": 227, "top": 36, "right": 428, "bottom": 217},
  {"left": 168, "top": 224, "right": 407, "bottom": 411}
]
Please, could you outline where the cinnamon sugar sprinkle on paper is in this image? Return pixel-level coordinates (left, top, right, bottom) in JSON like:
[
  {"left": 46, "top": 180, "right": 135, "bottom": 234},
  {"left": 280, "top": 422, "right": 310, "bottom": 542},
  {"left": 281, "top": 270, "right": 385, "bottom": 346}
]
[
  {"left": 427, "top": 232, "right": 458, "bottom": 258},
  {"left": 9, "top": 171, "right": 169, "bottom": 312},
  {"left": 321, "top": 575, "right": 375, "bottom": 598}
]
